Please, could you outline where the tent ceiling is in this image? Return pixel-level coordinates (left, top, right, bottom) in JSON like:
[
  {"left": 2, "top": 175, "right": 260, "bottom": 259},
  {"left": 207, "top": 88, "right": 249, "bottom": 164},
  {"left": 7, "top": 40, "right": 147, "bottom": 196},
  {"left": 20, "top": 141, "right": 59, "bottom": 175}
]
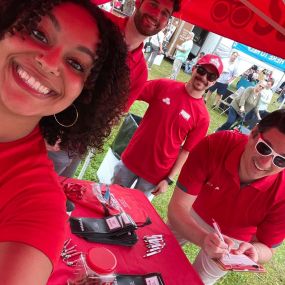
[
  {"left": 174, "top": 0, "right": 285, "bottom": 59},
  {"left": 95, "top": 0, "right": 285, "bottom": 59}
]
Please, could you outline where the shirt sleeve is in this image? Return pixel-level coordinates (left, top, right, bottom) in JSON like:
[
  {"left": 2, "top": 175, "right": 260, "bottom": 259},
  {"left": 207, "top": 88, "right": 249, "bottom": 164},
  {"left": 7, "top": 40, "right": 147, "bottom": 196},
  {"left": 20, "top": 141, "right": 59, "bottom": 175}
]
[
  {"left": 0, "top": 175, "right": 67, "bottom": 266},
  {"left": 256, "top": 200, "right": 285, "bottom": 248},
  {"left": 182, "top": 110, "right": 210, "bottom": 152},
  {"left": 177, "top": 136, "right": 211, "bottom": 195},
  {"left": 138, "top": 80, "right": 161, "bottom": 103}
]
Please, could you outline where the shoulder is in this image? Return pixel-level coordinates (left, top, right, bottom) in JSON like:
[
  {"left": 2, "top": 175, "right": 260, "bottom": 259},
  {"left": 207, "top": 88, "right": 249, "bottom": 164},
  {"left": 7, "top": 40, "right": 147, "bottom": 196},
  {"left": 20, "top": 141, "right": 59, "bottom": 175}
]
[
  {"left": 207, "top": 130, "right": 247, "bottom": 151},
  {"left": 147, "top": 78, "right": 182, "bottom": 88}
]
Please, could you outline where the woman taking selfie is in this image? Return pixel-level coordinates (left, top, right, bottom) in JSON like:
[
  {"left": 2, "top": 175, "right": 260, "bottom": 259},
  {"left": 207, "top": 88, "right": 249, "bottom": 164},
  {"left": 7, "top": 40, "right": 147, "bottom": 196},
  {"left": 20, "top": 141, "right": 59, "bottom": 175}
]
[{"left": 0, "top": 0, "right": 129, "bottom": 284}]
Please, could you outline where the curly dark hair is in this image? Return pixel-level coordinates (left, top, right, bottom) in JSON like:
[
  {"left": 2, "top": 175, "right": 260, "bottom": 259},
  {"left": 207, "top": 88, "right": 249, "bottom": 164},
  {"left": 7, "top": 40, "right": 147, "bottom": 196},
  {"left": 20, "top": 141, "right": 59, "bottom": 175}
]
[
  {"left": 0, "top": 0, "right": 130, "bottom": 156},
  {"left": 257, "top": 109, "right": 285, "bottom": 135},
  {"left": 172, "top": 0, "right": 181, "bottom": 12}
]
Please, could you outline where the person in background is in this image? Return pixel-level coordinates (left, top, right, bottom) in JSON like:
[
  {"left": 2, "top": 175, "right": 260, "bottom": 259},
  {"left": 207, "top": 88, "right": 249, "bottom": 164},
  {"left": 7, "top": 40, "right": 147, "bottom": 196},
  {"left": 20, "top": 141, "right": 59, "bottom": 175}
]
[
  {"left": 169, "top": 31, "right": 194, "bottom": 80},
  {"left": 245, "top": 78, "right": 275, "bottom": 129},
  {"left": 113, "top": 54, "right": 223, "bottom": 200},
  {"left": 0, "top": 0, "right": 129, "bottom": 283},
  {"left": 144, "top": 30, "right": 165, "bottom": 70},
  {"left": 47, "top": 0, "right": 181, "bottom": 177},
  {"left": 204, "top": 51, "right": 239, "bottom": 107},
  {"left": 216, "top": 81, "right": 267, "bottom": 131},
  {"left": 184, "top": 51, "right": 205, "bottom": 74},
  {"left": 258, "top": 68, "right": 267, "bottom": 82},
  {"left": 168, "top": 109, "right": 285, "bottom": 285}
]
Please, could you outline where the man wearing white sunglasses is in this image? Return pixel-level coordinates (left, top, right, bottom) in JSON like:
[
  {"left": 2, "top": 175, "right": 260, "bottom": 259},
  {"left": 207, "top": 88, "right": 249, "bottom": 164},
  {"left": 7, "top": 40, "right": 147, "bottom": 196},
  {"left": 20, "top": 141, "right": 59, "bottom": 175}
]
[{"left": 168, "top": 109, "right": 285, "bottom": 285}]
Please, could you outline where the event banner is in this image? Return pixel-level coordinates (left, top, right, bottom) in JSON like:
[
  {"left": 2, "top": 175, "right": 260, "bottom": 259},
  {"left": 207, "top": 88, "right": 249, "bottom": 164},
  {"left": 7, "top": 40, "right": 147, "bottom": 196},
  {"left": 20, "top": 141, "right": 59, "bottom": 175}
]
[{"left": 232, "top": 42, "right": 285, "bottom": 71}]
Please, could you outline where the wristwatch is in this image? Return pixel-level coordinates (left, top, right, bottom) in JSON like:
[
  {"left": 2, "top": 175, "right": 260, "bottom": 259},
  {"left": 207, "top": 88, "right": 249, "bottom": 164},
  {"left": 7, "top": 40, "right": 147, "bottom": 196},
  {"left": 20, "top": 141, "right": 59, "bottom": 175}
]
[{"left": 165, "top": 176, "right": 174, "bottom": 185}]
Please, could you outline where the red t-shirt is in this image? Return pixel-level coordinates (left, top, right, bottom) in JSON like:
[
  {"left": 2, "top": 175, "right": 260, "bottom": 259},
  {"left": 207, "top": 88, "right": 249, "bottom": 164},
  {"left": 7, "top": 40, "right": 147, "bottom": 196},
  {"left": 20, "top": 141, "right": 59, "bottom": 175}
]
[
  {"left": 178, "top": 131, "right": 285, "bottom": 248},
  {"left": 0, "top": 127, "right": 67, "bottom": 266},
  {"left": 122, "top": 79, "right": 210, "bottom": 184},
  {"left": 106, "top": 12, "right": 148, "bottom": 111}
]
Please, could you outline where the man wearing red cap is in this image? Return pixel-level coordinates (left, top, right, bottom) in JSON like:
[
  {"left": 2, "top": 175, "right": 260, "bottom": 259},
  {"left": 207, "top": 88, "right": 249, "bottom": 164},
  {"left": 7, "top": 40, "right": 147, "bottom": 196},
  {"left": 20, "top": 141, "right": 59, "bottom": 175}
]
[{"left": 113, "top": 54, "right": 223, "bottom": 200}]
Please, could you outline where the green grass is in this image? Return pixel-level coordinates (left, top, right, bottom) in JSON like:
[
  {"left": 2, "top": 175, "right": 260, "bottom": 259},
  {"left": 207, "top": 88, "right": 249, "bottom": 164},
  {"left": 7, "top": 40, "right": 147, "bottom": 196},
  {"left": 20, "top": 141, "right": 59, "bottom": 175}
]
[{"left": 76, "top": 58, "right": 285, "bottom": 285}]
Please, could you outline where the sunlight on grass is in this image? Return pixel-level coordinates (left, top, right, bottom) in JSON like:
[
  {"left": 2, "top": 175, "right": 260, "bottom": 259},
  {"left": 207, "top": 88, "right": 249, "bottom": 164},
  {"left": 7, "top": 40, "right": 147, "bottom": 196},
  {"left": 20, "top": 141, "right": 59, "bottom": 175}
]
[{"left": 77, "top": 58, "right": 285, "bottom": 285}]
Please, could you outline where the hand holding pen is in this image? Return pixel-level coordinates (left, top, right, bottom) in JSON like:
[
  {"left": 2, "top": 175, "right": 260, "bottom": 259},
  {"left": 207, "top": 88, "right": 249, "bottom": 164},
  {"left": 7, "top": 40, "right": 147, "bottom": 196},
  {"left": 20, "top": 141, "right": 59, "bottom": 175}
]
[{"left": 212, "top": 219, "right": 231, "bottom": 259}]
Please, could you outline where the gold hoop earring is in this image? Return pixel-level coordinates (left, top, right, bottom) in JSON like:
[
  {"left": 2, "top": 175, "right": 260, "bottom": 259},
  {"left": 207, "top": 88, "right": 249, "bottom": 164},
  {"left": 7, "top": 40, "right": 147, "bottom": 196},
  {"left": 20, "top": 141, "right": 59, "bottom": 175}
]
[{"left": 54, "top": 104, "right": 78, "bottom": 128}]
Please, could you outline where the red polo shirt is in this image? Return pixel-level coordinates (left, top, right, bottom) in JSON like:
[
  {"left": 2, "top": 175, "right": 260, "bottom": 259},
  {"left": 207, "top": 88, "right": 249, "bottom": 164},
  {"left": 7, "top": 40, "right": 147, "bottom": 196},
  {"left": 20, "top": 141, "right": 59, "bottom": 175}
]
[
  {"left": 0, "top": 127, "right": 67, "bottom": 266},
  {"left": 178, "top": 130, "right": 285, "bottom": 248},
  {"left": 106, "top": 12, "right": 148, "bottom": 111},
  {"left": 122, "top": 79, "right": 209, "bottom": 184}
]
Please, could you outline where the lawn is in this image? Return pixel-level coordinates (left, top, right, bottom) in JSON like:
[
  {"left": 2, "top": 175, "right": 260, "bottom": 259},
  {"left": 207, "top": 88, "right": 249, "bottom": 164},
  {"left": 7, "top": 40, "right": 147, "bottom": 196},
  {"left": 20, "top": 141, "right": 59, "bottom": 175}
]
[{"left": 76, "top": 58, "right": 285, "bottom": 285}]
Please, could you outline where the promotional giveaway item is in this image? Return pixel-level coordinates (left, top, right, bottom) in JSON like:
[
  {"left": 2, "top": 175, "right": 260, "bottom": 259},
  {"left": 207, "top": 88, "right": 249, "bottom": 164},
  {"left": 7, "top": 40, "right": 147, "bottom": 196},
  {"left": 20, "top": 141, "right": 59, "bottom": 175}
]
[
  {"left": 62, "top": 180, "right": 151, "bottom": 226},
  {"left": 67, "top": 247, "right": 117, "bottom": 285},
  {"left": 116, "top": 273, "right": 165, "bottom": 285},
  {"left": 143, "top": 235, "right": 166, "bottom": 258},
  {"left": 69, "top": 212, "right": 139, "bottom": 246}
]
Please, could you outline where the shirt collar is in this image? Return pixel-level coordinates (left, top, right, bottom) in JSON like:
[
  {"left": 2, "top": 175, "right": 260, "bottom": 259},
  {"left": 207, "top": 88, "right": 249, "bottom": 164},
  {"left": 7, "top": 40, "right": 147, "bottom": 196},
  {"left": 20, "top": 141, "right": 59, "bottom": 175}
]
[{"left": 117, "top": 16, "right": 144, "bottom": 63}]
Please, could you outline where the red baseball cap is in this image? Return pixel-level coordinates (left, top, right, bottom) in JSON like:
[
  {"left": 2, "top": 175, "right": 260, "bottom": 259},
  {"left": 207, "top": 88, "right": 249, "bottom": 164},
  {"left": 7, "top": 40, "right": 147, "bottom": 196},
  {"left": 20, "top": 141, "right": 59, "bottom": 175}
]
[{"left": 197, "top": 54, "right": 223, "bottom": 76}]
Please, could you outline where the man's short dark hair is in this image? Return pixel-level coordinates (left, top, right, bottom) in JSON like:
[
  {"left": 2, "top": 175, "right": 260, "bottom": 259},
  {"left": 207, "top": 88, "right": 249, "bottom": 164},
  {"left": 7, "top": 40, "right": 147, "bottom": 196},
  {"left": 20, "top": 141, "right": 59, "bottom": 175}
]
[
  {"left": 172, "top": 0, "right": 181, "bottom": 12},
  {"left": 140, "top": 0, "right": 181, "bottom": 12},
  {"left": 258, "top": 109, "right": 285, "bottom": 135}
]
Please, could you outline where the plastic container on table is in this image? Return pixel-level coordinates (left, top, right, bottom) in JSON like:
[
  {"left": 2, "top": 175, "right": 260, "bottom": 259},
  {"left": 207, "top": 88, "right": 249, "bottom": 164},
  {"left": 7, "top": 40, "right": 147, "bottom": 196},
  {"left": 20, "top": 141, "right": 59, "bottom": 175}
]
[{"left": 67, "top": 247, "right": 117, "bottom": 285}]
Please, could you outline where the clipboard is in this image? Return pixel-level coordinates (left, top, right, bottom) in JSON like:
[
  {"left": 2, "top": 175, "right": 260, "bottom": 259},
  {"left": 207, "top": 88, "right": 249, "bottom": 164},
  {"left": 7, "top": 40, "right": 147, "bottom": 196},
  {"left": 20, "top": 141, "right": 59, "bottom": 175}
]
[{"left": 213, "top": 253, "right": 266, "bottom": 273}]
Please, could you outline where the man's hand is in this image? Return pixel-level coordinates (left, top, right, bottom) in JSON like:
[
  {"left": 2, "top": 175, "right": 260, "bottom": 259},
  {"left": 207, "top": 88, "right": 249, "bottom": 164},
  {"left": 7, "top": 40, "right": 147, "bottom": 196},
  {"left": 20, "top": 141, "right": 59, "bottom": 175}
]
[
  {"left": 151, "top": 179, "right": 168, "bottom": 196},
  {"left": 232, "top": 242, "right": 258, "bottom": 262},
  {"left": 240, "top": 106, "right": 245, "bottom": 113},
  {"left": 45, "top": 139, "right": 61, "bottom": 152},
  {"left": 203, "top": 232, "right": 234, "bottom": 259}
]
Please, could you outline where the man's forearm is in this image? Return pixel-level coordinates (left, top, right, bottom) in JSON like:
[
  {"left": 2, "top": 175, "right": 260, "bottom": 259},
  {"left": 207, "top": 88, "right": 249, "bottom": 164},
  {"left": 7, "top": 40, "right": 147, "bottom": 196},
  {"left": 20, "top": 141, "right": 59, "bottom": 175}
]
[
  {"left": 167, "top": 149, "right": 189, "bottom": 180},
  {"left": 168, "top": 201, "right": 208, "bottom": 247}
]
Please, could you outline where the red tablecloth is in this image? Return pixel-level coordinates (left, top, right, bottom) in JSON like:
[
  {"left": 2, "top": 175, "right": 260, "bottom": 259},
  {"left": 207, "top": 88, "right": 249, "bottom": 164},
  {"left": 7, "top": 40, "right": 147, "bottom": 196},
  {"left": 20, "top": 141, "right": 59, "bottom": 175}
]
[{"left": 48, "top": 178, "right": 203, "bottom": 285}]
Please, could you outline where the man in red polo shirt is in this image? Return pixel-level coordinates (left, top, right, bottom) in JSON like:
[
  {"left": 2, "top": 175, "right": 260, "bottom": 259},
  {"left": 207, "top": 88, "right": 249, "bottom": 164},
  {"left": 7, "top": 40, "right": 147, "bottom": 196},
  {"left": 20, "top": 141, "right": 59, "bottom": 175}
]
[
  {"left": 168, "top": 110, "right": 285, "bottom": 285},
  {"left": 47, "top": 0, "right": 181, "bottom": 177},
  {"left": 113, "top": 54, "right": 223, "bottom": 200},
  {"left": 107, "top": 0, "right": 181, "bottom": 109}
]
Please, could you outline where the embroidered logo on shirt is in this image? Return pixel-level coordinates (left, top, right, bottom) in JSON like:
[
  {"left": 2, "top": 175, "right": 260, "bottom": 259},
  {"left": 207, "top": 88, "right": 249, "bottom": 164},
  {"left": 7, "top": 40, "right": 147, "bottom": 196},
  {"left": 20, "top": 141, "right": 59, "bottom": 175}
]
[
  {"left": 180, "top": 109, "right": 191, "bottom": 120},
  {"left": 206, "top": 181, "right": 220, "bottom": 191},
  {"left": 162, "top": 97, "right": 170, "bottom": 105}
]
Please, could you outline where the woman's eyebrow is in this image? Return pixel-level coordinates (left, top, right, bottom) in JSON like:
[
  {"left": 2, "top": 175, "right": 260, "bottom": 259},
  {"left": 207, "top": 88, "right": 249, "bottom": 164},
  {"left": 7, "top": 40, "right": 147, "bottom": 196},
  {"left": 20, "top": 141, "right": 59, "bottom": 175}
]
[
  {"left": 76, "top": 46, "right": 96, "bottom": 61},
  {"left": 47, "top": 13, "right": 60, "bottom": 31}
]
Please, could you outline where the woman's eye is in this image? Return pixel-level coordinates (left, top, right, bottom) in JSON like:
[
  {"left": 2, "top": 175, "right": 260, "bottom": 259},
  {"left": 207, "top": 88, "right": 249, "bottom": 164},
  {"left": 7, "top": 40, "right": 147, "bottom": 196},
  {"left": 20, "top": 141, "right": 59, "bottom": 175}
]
[
  {"left": 30, "top": 29, "right": 48, "bottom": 44},
  {"left": 66, "top": 58, "right": 85, "bottom": 72}
]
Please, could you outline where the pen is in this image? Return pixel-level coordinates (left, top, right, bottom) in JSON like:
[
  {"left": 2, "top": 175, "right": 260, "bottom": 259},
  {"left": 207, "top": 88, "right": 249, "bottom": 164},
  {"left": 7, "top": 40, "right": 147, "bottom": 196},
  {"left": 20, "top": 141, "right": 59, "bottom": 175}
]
[
  {"left": 212, "top": 219, "right": 230, "bottom": 259},
  {"left": 143, "top": 250, "right": 161, "bottom": 258}
]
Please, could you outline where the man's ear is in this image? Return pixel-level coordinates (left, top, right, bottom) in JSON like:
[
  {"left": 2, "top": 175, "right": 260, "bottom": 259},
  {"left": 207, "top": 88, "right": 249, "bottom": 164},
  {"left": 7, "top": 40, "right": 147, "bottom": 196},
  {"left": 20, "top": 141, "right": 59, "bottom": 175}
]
[{"left": 250, "top": 126, "right": 259, "bottom": 139}]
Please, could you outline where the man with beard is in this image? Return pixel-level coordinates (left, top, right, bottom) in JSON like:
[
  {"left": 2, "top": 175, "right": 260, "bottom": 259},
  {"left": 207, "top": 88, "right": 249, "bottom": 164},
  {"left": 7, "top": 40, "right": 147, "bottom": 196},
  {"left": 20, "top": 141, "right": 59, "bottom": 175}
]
[
  {"left": 108, "top": 0, "right": 181, "bottom": 110},
  {"left": 47, "top": 0, "right": 181, "bottom": 177},
  {"left": 113, "top": 54, "right": 223, "bottom": 200}
]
